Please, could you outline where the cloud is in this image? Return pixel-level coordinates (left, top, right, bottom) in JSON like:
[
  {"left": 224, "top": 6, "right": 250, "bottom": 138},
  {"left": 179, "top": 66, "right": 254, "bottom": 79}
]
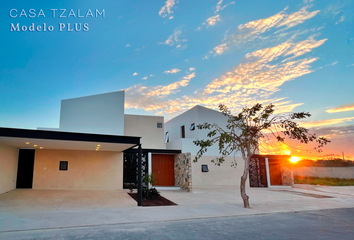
[
  {"left": 163, "top": 68, "right": 181, "bottom": 74},
  {"left": 325, "top": 61, "right": 338, "bottom": 66},
  {"left": 133, "top": 72, "right": 138, "bottom": 76},
  {"left": 125, "top": 73, "right": 195, "bottom": 115},
  {"left": 215, "top": 0, "right": 235, "bottom": 13},
  {"left": 277, "top": 6, "right": 320, "bottom": 29},
  {"left": 326, "top": 104, "right": 354, "bottom": 113},
  {"left": 126, "top": 44, "right": 130, "bottom": 47},
  {"left": 335, "top": 15, "right": 345, "bottom": 24},
  {"left": 346, "top": 63, "right": 354, "bottom": 67},
  {"left": 150, "top": 74, "right": 154, "bottom": 77},
  {"left": 141, "top": 76, "right": 148, "bottom": 80},
  {"left": 205, "top": 15, "right": 220, "bottom": 26},
  {"left": 159, "top": 0, "right": 176, "bottom": 19},
  {"left": 300, "top": 117, "right": 354, "bottom": 128},
  {"left": 199, "top": 1, "right": 234, "bottom": 30},
  {"left": 126, "top": 34, "right": 325, "bottom": 117},
  {"left": 159, "top": 29, "right": 187, "bottom": 48},
  {"left": 189, "top": 67, "right": 195, "bottom": 71},
  {"left": 211, "top": 5, "right": 320, "bottom": 56},
  {"left": 312, "top": 124, "right": 354, "bottom": 138}
]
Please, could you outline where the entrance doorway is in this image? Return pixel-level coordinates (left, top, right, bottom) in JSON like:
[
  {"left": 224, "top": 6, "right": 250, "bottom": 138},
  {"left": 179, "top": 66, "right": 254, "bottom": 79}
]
[
  {"left": 16, "top": 149, "right": 35, "bottom": 188},
  {"left": 152, "top": 154, "right": 175, "bottom": 186},
  {"left": 268, "top": 158, "right": 282, "bottom": 185}
]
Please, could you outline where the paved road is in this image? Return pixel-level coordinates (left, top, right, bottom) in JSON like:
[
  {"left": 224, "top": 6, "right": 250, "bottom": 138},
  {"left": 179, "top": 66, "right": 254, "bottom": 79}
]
[{"left": 1, "top": 208, "right": 353, "bottom": 240}]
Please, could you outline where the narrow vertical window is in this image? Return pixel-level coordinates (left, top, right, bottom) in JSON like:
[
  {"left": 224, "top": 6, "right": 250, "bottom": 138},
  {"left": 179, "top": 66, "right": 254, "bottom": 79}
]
[
  {"left": 165, "top": 132, "right": 169, "bottom": 143},
  {"left": 190, "top": 123, "right": 195, "bottom": 131},
  {"left": 181, "top": 125, "right": 185, "bottom": 138}
]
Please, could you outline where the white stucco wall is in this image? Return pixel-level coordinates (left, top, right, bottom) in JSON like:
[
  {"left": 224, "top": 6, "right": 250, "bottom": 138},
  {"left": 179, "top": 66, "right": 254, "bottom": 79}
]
[
  {"left": 59, "top": 91, "right": 125, "bottom": 135},
  {"left": 33, "top": 150, "right": 123, "bottom": 190},
  {"left": 0, "top": 143, "right": 19, "bottom": 194},
  {"left": 124, "top": 114, "right": 166, "bottom": 149},
  {"left": 192, "top": 155, "right": 248, "bottom": 187},
  {"left": 165, "top": 105, "right": 242, "bottom": 157}
]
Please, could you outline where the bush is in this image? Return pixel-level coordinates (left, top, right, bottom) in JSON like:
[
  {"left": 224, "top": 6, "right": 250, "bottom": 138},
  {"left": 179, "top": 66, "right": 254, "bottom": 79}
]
[{"left": 142, "top": 187, "right": 160, "bottom": 200}]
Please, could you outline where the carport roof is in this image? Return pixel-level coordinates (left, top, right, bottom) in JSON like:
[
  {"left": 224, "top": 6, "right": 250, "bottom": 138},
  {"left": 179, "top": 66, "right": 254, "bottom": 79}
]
[{"left": 0, "top": 127, "right": 140, "bottom": 152}]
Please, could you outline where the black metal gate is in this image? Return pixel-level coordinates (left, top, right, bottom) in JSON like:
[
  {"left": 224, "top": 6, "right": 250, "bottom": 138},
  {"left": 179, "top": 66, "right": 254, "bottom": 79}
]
[
  {"left": 249, "top": 155, "right": 268, "bottom": 187},
  {"left": 123, "top": 151, "right": 148, "bottom": 189}
]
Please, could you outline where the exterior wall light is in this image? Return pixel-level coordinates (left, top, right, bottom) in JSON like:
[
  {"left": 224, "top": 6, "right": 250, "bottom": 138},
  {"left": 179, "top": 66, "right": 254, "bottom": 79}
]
[
  {"left": 201, "top": 164, "right": 209, "bottom": 172},
  {"left": 26, "top": 142, "right": 30, "bottom": 144},
  {"left": 190, "top": 123, "right": 195, "bottom": 131}
]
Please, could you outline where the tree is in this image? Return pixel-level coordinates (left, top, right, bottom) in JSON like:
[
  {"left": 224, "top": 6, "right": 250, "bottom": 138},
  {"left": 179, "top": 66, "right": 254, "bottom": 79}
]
[{"left": 193, "top": 103, "right": 330, "bottom": 208}]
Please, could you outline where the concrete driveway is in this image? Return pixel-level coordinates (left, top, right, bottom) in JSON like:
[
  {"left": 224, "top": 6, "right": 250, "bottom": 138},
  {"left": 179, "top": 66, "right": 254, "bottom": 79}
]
[
  {"left": 1, "top": 185, "right": 354, "bottom": 233},
  {"left": 0, "top": 189, "right": 136, "bottom": 212}
]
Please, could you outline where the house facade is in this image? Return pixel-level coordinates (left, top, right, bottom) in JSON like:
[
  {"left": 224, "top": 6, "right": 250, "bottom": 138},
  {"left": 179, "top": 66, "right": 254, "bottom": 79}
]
[{"left": 0, "top": 91, "right": 293, "bottom": 196}]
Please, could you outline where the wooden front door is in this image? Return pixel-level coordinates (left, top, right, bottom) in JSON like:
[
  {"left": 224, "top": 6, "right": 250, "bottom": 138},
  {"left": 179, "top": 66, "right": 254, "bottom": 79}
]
[
  {"left": 268, "top": 158, "right": 282, "bottom": 185},
  {"left": 152, "top": 154, "right": 175, "bottom": 186}
]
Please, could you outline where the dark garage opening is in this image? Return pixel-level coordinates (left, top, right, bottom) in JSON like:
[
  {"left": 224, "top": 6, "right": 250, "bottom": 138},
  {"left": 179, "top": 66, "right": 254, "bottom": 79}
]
[{"left": 16, "top": 149, "right": 35, "bottom": 189}]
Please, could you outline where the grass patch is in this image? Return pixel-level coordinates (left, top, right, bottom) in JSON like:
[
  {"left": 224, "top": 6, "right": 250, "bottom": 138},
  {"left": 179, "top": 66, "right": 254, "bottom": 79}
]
[{"left": 294, "top": 176, "right": 354, "bottom": 186}]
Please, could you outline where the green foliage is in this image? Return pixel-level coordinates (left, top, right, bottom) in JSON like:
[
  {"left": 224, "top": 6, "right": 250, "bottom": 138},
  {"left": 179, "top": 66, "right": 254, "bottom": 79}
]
[
  {"left": 143, "top": 173, "right": 156, "bottom": 189},
  {"left": 142, "top": 187, "right": 160, "bottom": 200},
  {"left": 193, "top": 103, "right": 330, "bottom": 166},
  {"left": 294, "top": 176, "right": 354, "bottom": 186}
]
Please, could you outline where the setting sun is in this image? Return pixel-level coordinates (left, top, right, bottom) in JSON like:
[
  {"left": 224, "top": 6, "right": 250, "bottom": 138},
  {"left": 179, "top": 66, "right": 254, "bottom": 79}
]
[{"left": 290, "top": 156, "right": 301, "bottom": 163}]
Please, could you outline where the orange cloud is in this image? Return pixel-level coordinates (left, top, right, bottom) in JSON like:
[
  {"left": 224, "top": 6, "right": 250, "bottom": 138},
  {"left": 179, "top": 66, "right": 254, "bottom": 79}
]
[
  {"left": 125, "top": 36, "right": 324, "bottom": 117},
  {"left": 125, "top": 5, "right": 326, "bottom": 118},
  {"left": 300, "top": 117, "right": 354, "bottom": 128},
  {"left": 212, "top": 5, "right": 320, "bottom": 56},
  {"left": 326, "top": 103, "right": 354, "bottom": 113}
]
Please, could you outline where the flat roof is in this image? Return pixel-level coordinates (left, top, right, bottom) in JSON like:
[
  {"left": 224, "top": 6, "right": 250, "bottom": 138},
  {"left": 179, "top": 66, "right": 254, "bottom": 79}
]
[{"left": 0, "top": 127, "right": 140, "bottom": 152}]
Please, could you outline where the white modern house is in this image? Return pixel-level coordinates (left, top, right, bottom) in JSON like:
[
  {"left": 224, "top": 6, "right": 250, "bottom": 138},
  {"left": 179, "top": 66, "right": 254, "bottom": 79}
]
[{"left": 0, "top": 91, "right": 293, "bottom": 201}]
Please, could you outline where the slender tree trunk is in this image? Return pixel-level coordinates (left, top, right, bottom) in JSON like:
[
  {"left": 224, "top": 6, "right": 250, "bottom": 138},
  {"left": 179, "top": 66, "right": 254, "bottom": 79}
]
[{"left": 240, "top": 157, "right": 250, "bottom": 208}]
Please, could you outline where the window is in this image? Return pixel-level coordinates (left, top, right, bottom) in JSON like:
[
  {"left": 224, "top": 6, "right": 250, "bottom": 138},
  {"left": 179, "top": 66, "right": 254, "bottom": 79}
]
[
  {"left": 190, "top": 123, "right": 195, "bottom": 131},
  {"left": 201, "top": 164, "right": 209, "bottom": 172},
  {"left": 165, "top": 132, "right": 169, "bottom": 143},
  {"left": 157, "top": 123, "right": 163, "bottom": 128},
  {"left": 59, "top": 161, "right": 68, "bottom": 171},
  {"left": 181, "top": 125, "right": 185, "bottom": 138}
]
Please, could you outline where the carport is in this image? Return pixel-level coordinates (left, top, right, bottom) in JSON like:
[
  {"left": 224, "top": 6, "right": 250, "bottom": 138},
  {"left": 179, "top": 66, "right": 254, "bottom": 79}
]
[{"left": 0, "top": 127, "right": 144, "bottom": 206}]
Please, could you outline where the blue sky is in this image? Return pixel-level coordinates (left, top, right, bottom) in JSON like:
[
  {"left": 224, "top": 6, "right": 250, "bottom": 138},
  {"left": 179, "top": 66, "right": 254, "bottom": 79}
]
[{"left": 0, "top": 0, "right": 353, "bottom": 158}]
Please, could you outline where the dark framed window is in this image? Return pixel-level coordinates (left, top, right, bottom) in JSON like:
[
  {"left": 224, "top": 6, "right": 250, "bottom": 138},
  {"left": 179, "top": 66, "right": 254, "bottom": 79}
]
[
  {"left": 201, "top": 164, "right": 209, "bottom": 172},
  {"left": 59, "top": 161, "right": 68, "bottom": 171},
  {"left": 181, "top": 125, "right": 185, "bottom": 138},
  {"left": 190, "top": 123, "right": 195, "bottom": 131},
  {"left": 157, "top": 123, "right": 163, "bottom": 128}
]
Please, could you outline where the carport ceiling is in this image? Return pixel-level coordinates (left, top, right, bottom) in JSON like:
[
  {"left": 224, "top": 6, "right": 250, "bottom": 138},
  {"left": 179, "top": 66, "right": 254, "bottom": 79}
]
[{"left": 0, "top": 128, "right": 140, "bottom": 152}]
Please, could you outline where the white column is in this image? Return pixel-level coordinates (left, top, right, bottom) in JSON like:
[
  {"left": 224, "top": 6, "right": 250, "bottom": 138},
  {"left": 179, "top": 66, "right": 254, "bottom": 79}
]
[
  {"left": 148, "top": 152, "right": 152, "bottom": 188},
  {"left": 265, "top": 157, "right": 271, "bottom": 187}
]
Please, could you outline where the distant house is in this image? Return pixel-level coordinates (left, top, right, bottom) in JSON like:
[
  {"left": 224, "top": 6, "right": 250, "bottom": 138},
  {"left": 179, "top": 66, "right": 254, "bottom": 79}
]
[{"left": 0, "top": 91, "right": 292, "bottom": 198}]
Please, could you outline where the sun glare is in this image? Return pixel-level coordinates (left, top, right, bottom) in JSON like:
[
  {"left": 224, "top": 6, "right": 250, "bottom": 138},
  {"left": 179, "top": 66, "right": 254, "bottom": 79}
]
[{"left": 290, "top": 156, "right": 301, "bottom": 163}]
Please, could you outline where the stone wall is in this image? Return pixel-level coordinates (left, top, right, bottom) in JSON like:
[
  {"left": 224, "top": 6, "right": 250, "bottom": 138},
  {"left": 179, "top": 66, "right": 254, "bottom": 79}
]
[{"left": 174, "top": 153, "right": 192, "bottom": 192}]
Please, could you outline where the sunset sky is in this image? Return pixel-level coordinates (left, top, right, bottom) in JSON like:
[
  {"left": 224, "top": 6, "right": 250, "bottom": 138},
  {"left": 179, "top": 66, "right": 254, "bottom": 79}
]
[{"left": 0, "top": 0, "right": 353, "bottom": 159}]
